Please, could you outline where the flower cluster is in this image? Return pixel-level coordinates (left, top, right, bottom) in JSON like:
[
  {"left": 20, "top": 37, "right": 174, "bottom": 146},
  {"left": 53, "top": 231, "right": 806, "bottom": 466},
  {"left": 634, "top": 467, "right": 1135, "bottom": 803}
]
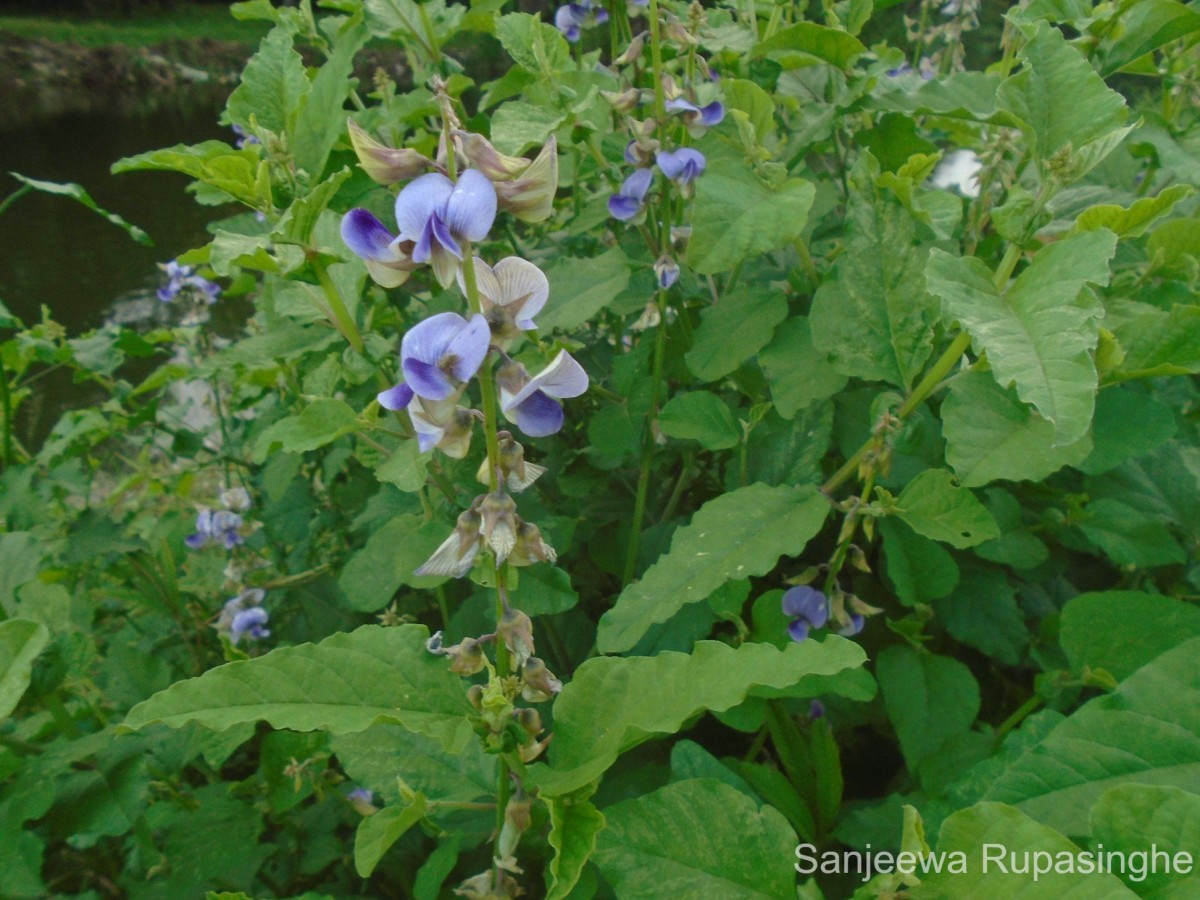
[
  {"left": 185, "top": 487, "right": 251, "bottom": 550},
  {"left": 157, "top": 260, "right": 221, "bottom": 304},
  {"left": 554, "top": 0, "right": 607, "bottom": 43},
  {"left": 781, "top": 584, "right": 881, "bottom": 642},
  {"left": 215, "top": 588, "right": 270, "bottom": 646}
]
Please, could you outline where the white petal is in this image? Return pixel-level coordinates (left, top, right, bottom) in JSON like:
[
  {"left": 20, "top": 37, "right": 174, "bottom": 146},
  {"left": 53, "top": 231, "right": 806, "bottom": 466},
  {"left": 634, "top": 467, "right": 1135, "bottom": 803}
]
[
  {"left": 506, "top": 350, "right": 588, "bottom": 408},
  {"left": 493, "top": 257, "right": 549, "bottom": 320}
]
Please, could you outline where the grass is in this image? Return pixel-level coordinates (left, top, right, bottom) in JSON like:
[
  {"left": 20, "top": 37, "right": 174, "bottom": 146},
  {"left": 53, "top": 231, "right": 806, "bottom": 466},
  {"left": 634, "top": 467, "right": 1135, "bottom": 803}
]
[{"left": 0, "top": 6, "right": 270, "bottom": 48}]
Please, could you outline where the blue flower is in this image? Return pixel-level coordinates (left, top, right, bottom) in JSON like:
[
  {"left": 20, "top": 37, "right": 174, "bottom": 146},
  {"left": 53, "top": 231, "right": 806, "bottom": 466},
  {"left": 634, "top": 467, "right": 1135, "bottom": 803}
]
[
  {"left": 782, "top": 585, "right": 828, "bottom": 642},
  {"left": 608, "top": 167, "right": 653, "bottom": 221},
  {"left": 185, "top": 508, "right": 244, "bottom": 550},
  {"left": 215, "top": 588, "right": 269, "bottom": 646},
  {"left": 158, "top": 260, "right": 220, "bottom": 304},
  {"left": 231, "top": 123, "right": 261, "bottom": 149},
  {"left": 665, "top": 98, "right": 725, "bottom": 134},
  {"left": 656, "top": 148, "right": 706, "bottom": 185},
  {"left": 496, "top": 350, "right": 589, "bottom": 437},
  {"left": 460, "top": 256, "right": 549, "bottom": 349},
  {"left": 554, "top": 1, "right": 608, "bottom": 42},
  {"left": 339, "top": 208, "right": 418, "bottom": 289},
  {"left": 398, "top": 311, "right": 491, "bottom": 402},
  {"left": 838, "top": 614, "right": 865, "bottom": 637},
  {"left": 654, "top": 256, "right": 680, "bottom": 289}
]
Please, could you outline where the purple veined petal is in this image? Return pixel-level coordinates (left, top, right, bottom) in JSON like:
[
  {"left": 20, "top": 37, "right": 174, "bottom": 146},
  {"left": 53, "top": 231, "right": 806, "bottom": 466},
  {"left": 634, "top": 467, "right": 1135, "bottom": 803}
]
[
  {"left": 184, "top": 532, "right": 207, "bottom": 549},
  {"left": 623, "top": 167, "right": 654, "bottom": 202},
  {"left": 394, "top": 172, "right": 454, "bottom": 241},
  {"left": 462, "top": 257, "right": 500, "bottom": 308},
  {"left": 444, "top": 314, "right": 491, "bottom": 382},
  {"left": 340, "top": 209, "right": 398, "bottom": 262},
  {"left": 377, "top": 381, "right": 415, "bottom": 411},
  {"left": 512, "top": 390, "right": 565, "bottom": 437},
  {"left": 555, "top": 4, "right": 584, "bottom": 32},
  {"left": 787, "top": 619, "right": 811, "bottom": 642},
  {"left": 430, "top": 213, "right": 462, "bottom": 259},
  {"left": 403, "top": 358, "right": 456, "bottom": 400},
  {"left": 665, "top": 97, "right": 699, "bottom": 115},
  {"left": 657, "top": 148, "right": 706, "bottom": 183},
  {"left": 493, "top": 257, "right": 549, "bottom": 322},
  {"left": 402, "top": 311, "right": 468, "bottom": 366},
  {"left": 412, "top": 216, "right": 437, "bottom": 264},
  {"left": 781, "top": 585, "right": 828, "bottom": 628},
  {"left": 838, "top": 614, "right": 865, "bottom": 637},
  {"left": 525, "top": 350, "right": 589, "bottom": 400},
  {"left": 444, "top": 169, "right": 498, "bottom": 242},
  {"left": 608, "top": 193, "right": 643, "bottom": 221},
  {"left": 428, "top": 244, "right": 461, "bottom": 289},
  {"left": 697, "top": 101, "right": 725, "bottom": 127}
]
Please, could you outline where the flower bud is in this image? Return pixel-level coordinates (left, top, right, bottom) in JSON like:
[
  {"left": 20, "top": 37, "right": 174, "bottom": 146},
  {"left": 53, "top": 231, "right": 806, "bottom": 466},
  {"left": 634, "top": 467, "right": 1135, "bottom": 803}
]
[
  {"left": 514, "top": 706, "right": 543, "bottom": 738},
  {"left": 478, "top": 432, "right": 546, "bottom": 493},
  {"left": 347, "top": 119, "right": 433, "bottom": 185},
  {"left": 480, "top": 490, "right": 520, "bottom": 565},
  {"left": 517, "top": 733, "right": 553, "bottom": 763},
  {"left": 614, "top": 32, "right": 646, "bottom": 65},
  {"left": 467, "top": 683, "right": 485, "bottom": 710},
  {"left": 415, "top": 503, "right": 484, "bottom": 578},
  {"left": 492, "top": 136, "right": 559, "bottom": 223},
  {"left": 509, "top": 521, "right": 557, "bottom": 567},
  {"left": 444, "top": 637, "right": 487, "bottom": 676},
  {"left": 654, "top": 255, "right": 680, "bottom": 289},
  {"left": 521, "top": 657, "right": 563, "bottom": 702},
  {"left": 498, "top": 608, "right": 536, "bottom": 668},
  {"left": 455, "top": 130, "right": 530, "bottom": 179},
  {"left": 602, "top": 87, "right": 640, "bottom": 113}
]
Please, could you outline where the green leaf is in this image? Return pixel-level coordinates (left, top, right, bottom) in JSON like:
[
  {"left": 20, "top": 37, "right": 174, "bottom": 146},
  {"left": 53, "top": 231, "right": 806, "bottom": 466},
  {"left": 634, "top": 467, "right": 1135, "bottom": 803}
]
[
  {"left": 934, "top": 564, "right": 1029, "bottom": 666},
  {"left": 688, "top": 160, "right": 815, "bottom": 274},
  {"left": 1060, "top": 591, "right": 1200, "bottom": 682},
  {"left": 495, "top": 12, "right": 570, "bottom": 76},
  {"left": 1115, "top": 304, "right": 1200, "bottom": 378},
  {"left": 877, "top": 646, "right": 981, "bottom": 770},
  {"left": 546, "top": 795, "right": 606, "bottom": 900},
  {"left": 539, "top": 247, "right": 631, "bottom": 332},
  {"left": 810, "top": 161, "right": 937, "bottom": 389},
  {"left": 333, "top": 723, "right": 493, "bottom": 805},
  {"left": 1080, "top": 387, "right": 1177, "bottom": 475},
  {"left": 685, "top": 286, "right": 788, "bottom": 382},
  {"left": 1095, "top": 0, "right": 1200, "bottom": 76},
  {"left": 512, "top": 565, "right": 579, "bottom": 616},
  {"left": 121, "top": 625, "right": 474, "bottom": 752},
  {"left": 1090, "top": 785, "right": 1200, "bottom": 896},
  {"left": 489, "top": 101, "right": 565, "bottom": 156},
  {"left": 594, "top": 780, "right": 797, "bottom": 898},
  {"left": 354, "top": 794, "right": 429, "bottom": 877},
  {"left": 658, "top": 392, "right": 741, "bottom": 450},
  {"left": 942, "top": 370, "right": 1093, "bottom": 488},
  {"left": 749, "top": 21, "right": 866, "bottom": 69},
  {"left": 374, "top": 441, "right": 429, "bottom": 493},
  {"left": 597, "top": 484, "right": 829, "bottom": 654},
  {"left": 741, "top": 404, "right": 833, "bottom": 488},
  {"left": 916, "top": 803, "right": 1137, "bottom": 897},
  {"left": 984, "top": 635, "right": 1200, "bottom": 836},
  {"left": 1077, "top": 498, "right": 1187, "bottom": 568},
  {"left": 893, "top": 469, "right": 1001, "bottom": 549},
  {"left": 1071, "top": 185, "right": 1193, "bottom": 239},
  {"left": 997, "top": 23, "right": 1129, "bottom": 169},
  {"left": 530, "top": 637, "right": 871, "bottom": 796},
  {"left": 226, "top": 25, "right": 309, "bottom": 135},
  {"left": 880, "top": 518, "right": 960, "bottom": 606},
  {"left": 927, "top": 230, "right": 1117, "bottom": 445},
  {"left": 758, "top": 317, "right": 847, "bottom": 419},
  {"left": 253, "top": 399, "right": 362, "bottom": 462},
  {"left": 722, "top": 79, "right": 776, "bottom": 142},
  {"left": 9, "top": 173, "right": 151, "bottom": 246},
  {"left": 339, "top": 514, "right": 450, "bottom": 611},
  {"left": 0, "top": 619, "right": 50, "bottom": 719},
  {"left": 875, "top": 71, "right": 1013, "bottom": 124},
  {"left": 291, "top": 21, "right": 368, "bottom": 178},
  {"left": 112, "top": 142, "right": 265, "bottom": 207},
  {"left": 1148, "top": 218, "right": 1200, "bottom": 277}
]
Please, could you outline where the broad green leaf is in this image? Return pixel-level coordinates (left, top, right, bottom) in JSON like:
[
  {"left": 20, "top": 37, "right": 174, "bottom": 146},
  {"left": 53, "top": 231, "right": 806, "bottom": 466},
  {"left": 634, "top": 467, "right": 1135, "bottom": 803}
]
[
  {"left": 291, "top": 20, "right": 368, "bottom": 178},
  {"left": 880, "top": 518, "right": 960, "bottom": 606},
  {"left": 121, "top": 625, "right": 474, "bottom": 752},
  {"left": 539, "top": 247, "right": 630, "bottom": 332},
  {"left": 934, "top": 564, "right": 1029, "bottom": 666},
  {"left": 0, "top": 619, "right": 50, "bottom": 719},
  {"left": 1148, "top": 218, "right": 1200, "bottom": 277},
  {"left": 226, "top": 25, "right": 309, "bottom": 135},
  {"left": 531, "top": 637, "right": 871, "bottom": 796},
  {"left": 984, "top": 635, "right": 1200, "bottom": 835},
  {"left": 658, "top": 392, "right": 741, "bottom": 450},
  {"left": 723, "top": 78, "right": 776, "bottom": 142},
  {"left": 546, "top": 795, "right": 605, "bottom": 900},
  {"left": 363, "top": 0, "right": 464, "bottom": 43},
  {"left": 332, "top": 724, "right": 493, "bottom": 805},
  {"left": 915, "top": 803, "right": 1136, "bottom": 898},
  {"left": 758, "top": 317, "right": 847, "bottom": 419},
  {"left": 1060, "top": 591, "right": 1200, "bottom": 682},
  {"left": 9, "top": 174, "right": 151, "bottom": 246},
  {"left": 495, "top": 12, "right": 570, "bottom": 75},
  {"left": 1072, "top": 185, "right": 1193, "bottom": 239},
  {"left": 875, "top": 71, "right": 1013, "bottom": 124},
  {"left": 112, "top": 142, "right": 265, "bottom": 207},
  {"left": 741, "top": 404, "right": 833, "bottom": 489},
  {"left": 927, "top": 230, "right": 1117, "bottom": 445},
  {"left": 893, "top": 469, "right": 1000, "bottom": 549},
  {"left": 593, "top": 780, "right": 797, "bottom": 898},
  {"left": 1086, "top": 442, "right": 1200, "bottom": 543},
  {"left": 273, "top": 169, "right": 352, "bottom": 246},
  {"left": 597, "top": 484, "right": 829, "bottom": 654},
  {"left": 1095, "top": 0, "right": 1200, "bottom": 76},
  {"left": 374, "top": 440, "right": 429, "bottom": 493},
  {"left": 1114, "top": 305, "right": 1200, "bottom": 378},
  {"left": 1080, "top": 387, "right": 1177, "bottom": 475},
  {"left": 878, "top": 646, "right": 981, "bottom": 771},
  {"left": 997, "top": 24, "right": 1129, "bottom": 170},
  {"left": 489, "top": 101, "right": 565, "bottom": 156},
  {"left": 810, "top": 161, "right": 937, "bottom": 389},
  {"left": 688, "top": 160, "right": 815, "bottom": 274},
  {"left": 354, "top": 794, "right": 429, "bottom": 877},
  {"left": 942, "top": 370, "right": 1093, "bottom": 487},
  {"left": 1078, "top": 498, "right": 1187, "bottom": 568},
  {"left": 1090, "top": 785, "right": 1200, "bottom": 896},
  {"left": 340, "top": 514, "right": 450, "bottom": 611},
  {"left": 750, "top": 21, "right": 866, "bottom": 69},
  {"left": 684, "top": 286, "right": 788, "bottom": 382},
  {"left": 512, "top": 565, "right": 579, "bottom": 616},
  {"left": 0, "top": 532, "right": 40, "bottom": 615},
  {"left": 253, "top": 398, "right": 362, "bottom": 462}
]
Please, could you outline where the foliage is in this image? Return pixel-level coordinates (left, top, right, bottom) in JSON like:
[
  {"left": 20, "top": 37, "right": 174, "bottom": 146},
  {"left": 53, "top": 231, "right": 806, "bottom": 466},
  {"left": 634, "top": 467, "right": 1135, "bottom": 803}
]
[{"left": 2, "top": 0, "right": 1200, "bottom": 896}]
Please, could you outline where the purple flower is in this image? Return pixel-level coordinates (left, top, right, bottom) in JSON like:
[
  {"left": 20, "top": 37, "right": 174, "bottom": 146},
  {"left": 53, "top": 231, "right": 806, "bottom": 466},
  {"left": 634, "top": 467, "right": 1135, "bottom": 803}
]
[
  {"left": 608, "top": 168, "right": 653, "bottom": 221},
  {"left": 496, "top": 350, "right": 589, "bottom": 437},
  {"left": 398, "top": 311, "right": 491, "bottom": 402},
  {"left": 340, "top": 208, "right": 418, "bottom": 289},
  {"left": 838, "top": 614, "right": 865, "bottom": 637},
  {"left": 158, "top": 260, "right": 220, "bottom": 304},
  {"left": 215, "top": 588, "right": 268, "bottom": 646},
  {"left": 809, "top": 700, "right": 826, "bottom": 719},
  {"left": 554, "top": 1, "right": 606, "bottom": 42},
  {"left": 460, "top": 256, "right": 549, "bottom": 349},
  {"left": 186, "top": 508, "right": 244, "bottom": 550},
  {"left": 656, "top": 148, "right": 706, "bottom": 185},
  {"left": 395, "top": 170, "right": 497, "bottom": 287},
  {"left": 665, "top": 98, "right": 725, "bottom": 135},
  {"left": 348, "top": 787, "right": 374, "bottom": 804},
  {"left": 782, "top": 585, "right": 828, "bottom": 642},
  {"left": 231, "top": 123, "right": 260, "bottom": 149},
  {"left": 654, "top": 256, "right": 680, "bottom": 289}
]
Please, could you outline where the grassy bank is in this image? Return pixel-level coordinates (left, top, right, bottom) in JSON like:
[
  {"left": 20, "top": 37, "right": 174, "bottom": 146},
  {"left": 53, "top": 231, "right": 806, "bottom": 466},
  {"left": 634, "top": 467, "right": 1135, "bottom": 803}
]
[{"left": 0, "top": 5, "right": 268, "bottom": 48}]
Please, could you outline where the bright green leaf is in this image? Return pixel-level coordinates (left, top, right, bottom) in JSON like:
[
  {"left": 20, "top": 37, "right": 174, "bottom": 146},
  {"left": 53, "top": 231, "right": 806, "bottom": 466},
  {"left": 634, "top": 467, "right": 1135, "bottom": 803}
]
[
  {"left": 750, "top": 21, "right": 866, "bottom": 69},
  {"left": 546, "top": 795, "right": 606, "bottom": 900},
  {"left": 1090, "top": 785, "right": 1200, "bottom": 896},
  {"left": 374, "top": 440, "right": 429, "bottom": 493},
  {"left": 253, "top": 399, "right": 362, "bottom": 461},
  {"left": 758, "top": 317, "right": 847, "bottom": 419},
  {"left": 9, "top": 173, "right": 151, "bottom": 246},
  {"left": 1071, "top": 185, "right": 1193, "bottom": 239},
  {"left": 658, "top": 392, "right": 741, "bottom": 450},
  {"left": 880, "top": 518, "right": 960, "bottom": 606},
  {"left": 1078, "top": 498, "right": 1187, "bottom": 568},
  {"left": 0, "top": 619, "right": 50, "bottom": 719},
  {"left": 489, "top": 101, "right": 565, "bottom": 156},
  {"left": 226, "top": 25, "right": 310, "bottom": 135},
  {"left": 893, "top": 469, "right": 1001, "bottom": 549},
  {"left": 354, "top": 794, "right": 429, "bottom": 877},
  {"left": 540, "top": 247, "right": 631, "bottom": 332},
  {"left": 1060, "top": 591, "right": 1200, "bottom": 682},
  {"left": 878, "top": 646, "right": 981, "bottom": 770},
  {"left": 685, "top": 286, "right": 788, "bottom": 382}
]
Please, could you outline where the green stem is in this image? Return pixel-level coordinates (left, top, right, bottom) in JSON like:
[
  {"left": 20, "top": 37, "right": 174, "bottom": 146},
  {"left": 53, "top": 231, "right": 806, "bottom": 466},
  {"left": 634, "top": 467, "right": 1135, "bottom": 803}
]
[
  {"left": 994, "top": 694, "right": 1043, "bottom": 748},
  {"left": 646, "top": 0, "right": 668, "bottom": 125},
  {"left": 313, "top": 259, "right": 365, "bottom": 354},
  {"left": 0, "top": 184, "right": 31, "bottom": 219},
  {"left": 0, "top": 355, "right": 12, "bottom": 470},
  {"left": 460, "top": 252, "right": 502, "bottom": 491}
]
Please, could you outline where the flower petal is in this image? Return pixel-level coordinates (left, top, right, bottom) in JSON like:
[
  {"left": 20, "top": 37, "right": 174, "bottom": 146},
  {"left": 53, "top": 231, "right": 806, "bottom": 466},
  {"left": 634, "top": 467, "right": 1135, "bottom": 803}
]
[
  {"left": 493, "top": 257, "right": 549, "bottom": 322},
  {"left": 403, "top": 358, "right": 456, "bottom": 400},
  {"left": 365, "top": 258, "right": 412, "bottom": 289},
  {"left": 787, "top": 619, "right": 811, "bottom": 642},
  {"left": 429, "top": 244, "right": 461, "bottom": 289},
  {"left": 665, "top": 97, "right": 699, "bottom": 115},
  {"left": 340, "top": 209, "right": 398, "bottom": 262},
  {"left": 445, "top": 169, "right": 498, "bottom": 242},
  {"left": 838, "top": 615, "right": 865, "bottom": 637},
  {"left": 608, "top": 193, "right": 643, "bottom": 221},
  {"left": 512, "top": 391, "right": 565, "bottom": 437},
  {"left": 460, "top": 257, "right": 500, "bottom": 309},
  {"left": 377, "top": 381, "right": 414, "bottom": 411},
  {"left": 623, "top": 167, "right": 654, "bottom": 201},
  {"left": 402, "top": 311, "right": 466, "bottom": 366},
  {"left": 506, "top": 350, "right": 588, "bottom": 409},
  {"left": 697, "top": 101, "right": 725, "bottom": 126},
  {"left": 430, "top": 213, "right": 462, "bottom": 259},
  {"left": 445, "top": 313, "right": 491, "bottom": 382},
  {"left": 656, "top": 148, "right": 706, "bottom": 183},
  {"left": 394, "top": 172, "right": 454, "bottom": 241},
  {"left": 781, "top": 585, "right": 828, "bottom": 627}
]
